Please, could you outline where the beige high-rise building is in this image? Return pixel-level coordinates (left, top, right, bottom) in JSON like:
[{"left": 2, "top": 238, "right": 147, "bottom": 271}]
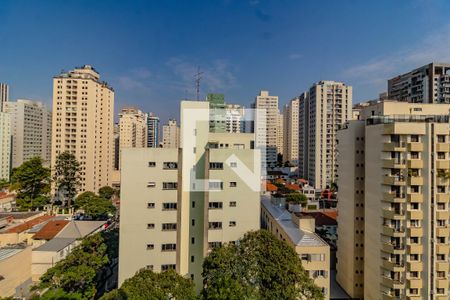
[
  {"left": 162, "top": 119, "right": 179, "bottom": 148},
  {"left": 337, "top": 101, "right": 450, "bottom": 299},
  {"left": 4, "top": 99, "right": 52, "bottom": 168},
  {"left": 119, "top": 107, "right": 147, "bottom": 149},
  {"left": 51, "top": 65, "right": 114, "bottom": 194},
  {"left": 0, "top": 83, "right": 8, "bottom": 112},
  {"left": 261, "top": 197, "right": 330, "bottom": 299},
  {"left": 277, "top": 112, "right": 283, "bottom": 157},
  {"left": 298, "top": 81, "right": 352, "bottom": 189},
  {"left": 283, "top": 98, "right": 299, "bottom": 165},
  {"left": 0, "top": 112, "right": 11, "bottom": 181},
  {"left": 119, "top": 100, "right": 261, "bottom": 289},
  {"left": 253, "top": 90, "right": 280, "bottom": 168}
]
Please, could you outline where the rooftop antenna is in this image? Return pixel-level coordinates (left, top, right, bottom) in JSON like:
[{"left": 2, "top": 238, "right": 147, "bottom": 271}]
[{"left": 194, "top": 66, "right": 203, "bottom": 101}]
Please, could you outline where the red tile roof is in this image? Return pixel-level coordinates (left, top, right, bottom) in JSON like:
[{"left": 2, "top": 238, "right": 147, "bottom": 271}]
[
  {"left": 266, "top": 183, "right": 278, "bottom": 192},
  {"left": 33, "top": 220, "right": 70, "bottom": 240},
  {"left": 285, "top": 183, "right": 301, "bottom": 191},
  {"left": 5, "top": 215, "right": 54, "bottom": 233},
  {"left": 302, "top": 212, "right": 337, "bottom": 226}
]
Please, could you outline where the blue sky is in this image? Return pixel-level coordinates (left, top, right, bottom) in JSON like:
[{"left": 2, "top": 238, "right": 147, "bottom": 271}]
[{"left": 1, "top": 0, "right": 450, "bottom": 122}]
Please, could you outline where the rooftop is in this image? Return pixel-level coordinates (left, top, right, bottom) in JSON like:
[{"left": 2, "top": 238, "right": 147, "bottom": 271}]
[
  {"left": 299, "top": 212, "right": 338, "bottom": 227},
  {"left": 261, "top": 197, "right": 327, "bottom": 247},
  {"left": 33, "top": 220, "right": 70, "bottom": 240},
  {"left": 33, "top": 238, "right": 76, "bottom": 252},
  {"left": 2, "top": 215, "right": 54, "bottom": 234},
  {"left": 56, "top": 220, "right": 106, "bottom": 239},
  {"left": 0, "top": 244, "right": 27, "bottom": 261}
]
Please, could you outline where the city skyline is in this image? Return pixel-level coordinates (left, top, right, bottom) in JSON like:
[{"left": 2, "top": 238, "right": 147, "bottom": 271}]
[{"left": 2, "top": 1, "right": 450, "bottom": 122}]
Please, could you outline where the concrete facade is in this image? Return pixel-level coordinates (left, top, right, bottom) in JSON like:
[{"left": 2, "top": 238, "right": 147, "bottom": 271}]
[
  {"left": 0, "top": 112, "right": 11, "bottom": 181},
  {"left": 283, "top": 97, "right": 299, "bottom": 165}
]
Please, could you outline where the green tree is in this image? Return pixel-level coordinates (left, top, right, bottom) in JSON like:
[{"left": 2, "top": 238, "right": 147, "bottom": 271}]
[
  {"left": 83, "top": 196, "right": 116, "bottom": 219},
  {"left": 100, "top": 269, "right": 196, "bottom": 300},
  {"left": 202, "top": 230, "right": 323, "bottom": 300},
  {"left": 286, "top": 193, "right": 308, "bottom": 206},
  {"left": 35, "top": 230, "right": 118, "bottom": 299},
  {"left": 53, "top": 151, "right": 81, "bottom": 207},
  {"left": 10, "top": 157, "right": 51, "bottom": 210},
  {"left": 74, "top": 191, "right": 97, "bottom": 209},
  {"left": 0, "top": 179, "right": 9, "bottom": 190},
  {"left": 98, "top": 186, "right": 116, "bottom": 200}
]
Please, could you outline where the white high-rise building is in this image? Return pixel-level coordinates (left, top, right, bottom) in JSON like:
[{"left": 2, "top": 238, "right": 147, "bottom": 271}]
[
  {"left": 51, "top": 65, "right": 114, "bottom": 194},
  {"left": 4, "top": 99, "right": 52, "bottom": 168},
  {"left": 0, "top": 83, "right": 9, "bottom": 112},
  {"left": 147, "top": 113, "right": 160, "bottom": 148},
  {"left": 225, "top": 104, "right": 245, "bottom": 133},
  {"left": 0, "top": 112, "right": 11, "bottom": 181},
  {"left": 162, "top": 119, "right": 179, "bottom": 148},
  {"left": 119, "top": 100, "right": 261, "bottom": 289},
  {"left": 252, "top": 90, "right": 280, "bottom": 168},
  {"left": 283, "top": 98, "right": 299, "bottom": 165},
  {"left": 299, "top": 81, "right": 352, "bottom": 189},
  {"left": 118, "top": 107, "right": 147, "bottom": 169}
]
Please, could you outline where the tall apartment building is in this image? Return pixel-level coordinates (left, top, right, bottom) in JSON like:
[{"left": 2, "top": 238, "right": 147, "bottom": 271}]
[
  {"left": 0, "top": 83, "right": 9, "bottom": 112},
  {"left": 388, "top": 62, "right": 450, "bottom": 103},
  {"left": 0, "top": 112, "right": 11, "bottom": 181},
  {"left": 207, "top": 93, "right": 226, "bottom": 133},
  {"left": 147, "top": 113, "right": 160, "bottom": 148},
  {"left": 113, "top": 123, "right": 120, "bottom": 170},
  {"left": 162, "top": 119, "right": 179, "bottom": 148},
  {"left": 253, "top": 90, "right": 280, "bottom": 168},
  {"left": 119, "top": 107, "right": 147, "bottom": 149},
  {"left": 337, "top": 101, "right": 450, "bottom": 299},
  {"left": 51, "top": 65, "right": 114, "bottom": 194},
  {"left": 298, "top": 81, "right": 352, "bottom": 189},
  {"left": 283, "top": 98, "right": 300, "bottom": 165},
  {"left": 225, "top": 104, "right": 245, "bottom": 133},
  {"left": 119, "top": 100, "right": 261, "bottom": 288},
  {"left": 277, "top": 113, "right": 283, "bottom": 157},
  {"left": 4, "top": 99, "right": 52, "bottom": 168}
]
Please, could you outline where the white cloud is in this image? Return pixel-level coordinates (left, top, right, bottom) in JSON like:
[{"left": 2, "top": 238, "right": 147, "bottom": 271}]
[
  {"left": 342, "top": 25, "right": 450, "bottom": 87},
  {"left": 288, "top": 53, "right": 302, "bottom": 60}
]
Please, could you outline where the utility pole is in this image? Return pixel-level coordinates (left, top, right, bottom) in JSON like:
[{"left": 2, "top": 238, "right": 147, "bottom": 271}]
[{"left": 194, "top": 67, "right": 203, "bottom": 101}]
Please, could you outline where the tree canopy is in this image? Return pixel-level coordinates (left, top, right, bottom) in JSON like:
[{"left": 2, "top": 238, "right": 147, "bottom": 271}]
[
  {"left": 34, "top": 229, "right": 118, "bottom": 299},
  {"left": 100, "top": 269, "right": 196, "bottom": 300},
  {"left": 10, "top": 157, "right": 51, "bottom": 210},
  {"left": 53, "top": 151, "right": 81, "bottom": 207},
  {"left": 98, "top": 186, "right": 116, "bottom": 200},
  {"left": 202, "top": 230, "right": 324, "bottom": 300},
  {"left": 74, "top": 191, "right": 116, "bottom": 219},
  {"left": 286, "top": 193, "right": 308, "bottom": 206}
]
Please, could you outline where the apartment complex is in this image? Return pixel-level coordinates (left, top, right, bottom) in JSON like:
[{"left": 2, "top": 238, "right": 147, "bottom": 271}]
[
  {"left": 146, "top": 112, "right": 160, "bottom": 148},
  {"left": 0, "top": 112, "right": 11, "bottom": 181},
  {"left": 119, "top": 107, "right": 147, "bottom": 149},
  {"left": 388, "top": 62, "right": 450, "bottom": 104},
  {"left": 162, "top": 119, "right": 179, "bottom": 148},
  {"left": 283, "top": 98, "right": 299, "bottom": 165},
  {"left": 51, "top": 65, "right": 114, "bottom": 193},
  {"left": 299, "top": 81, "right": 352, "bottom": 189},
  {"left": 119, "top": 100, "right": 261, "bottom": 288},
  {"left": 0, "top": 83, "right": 8, "bottom": 112},
  {"left": 337, "top": 101, "right": 450, "bottom": 299},
  {"left": 253, "top": 90, "right": 281, "bottom": 168},
  {"left": 207, "top": 93, "right": 226, "bottom": 133},
  {"left": 261, "top": 197, "right": 330, "bottom": 299},
  {"left": 225, "top": 104, "right": 245, "bottom": 133},
  {"left": 4, "top": 99, "right": 52, "bottom": 168}
]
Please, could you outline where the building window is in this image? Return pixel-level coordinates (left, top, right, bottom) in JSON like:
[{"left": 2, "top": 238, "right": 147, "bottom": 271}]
[
  {"left": 147, "top": 223, "right": 155, "bottom": 229},
  {"left": 147, "top": 182, "right": 156, "bottom": 188},
  {"left": 162, "top": 203, "right": 177, "bottom": 210},
  {"left": 146, "top": 265, "right": 154, "bottom": 271},
  {"left": 161, "top": 264, "right": 176, "bottom": 271},
  {"left": 229, "top": 182, "right": 237, "bottom": 187},
  {"left": 147, "top": 244, "right": 154, "bottom": 250},
  {"left": 437, "top": 135, "right": 446, "bottom": 143},
  {"left": 209, "top": 181, "right": 223, "bottom": 190},
  {"left": 208, "top": 222, "right": 222, "bottom": 230},
  {"left": 147, "top": 203, "right": 155, "bottom": 209},
  {"left": 148, "top": 162, "right": 156, "bottom": 167},
  {"left": 163, "top": 162, "right": 178, "bottom": 169},
  {"left": 230, "top": 162, "right": 237, "bottom": 168},
  {"left": 230, "top": 201, "right": 237, "bottom": 207},
  {"left": 229, "top": 221, "right": 236, "bottom": 227},
  {"left": 208, "top": 241, "right": 222, "bottom": 249},
  {"left": 162, "top": 223, "right": 177, "bottom": 231},
  {"left": 191, "top": 237, "right": 195, "bottom": 244},
  {"left": 191, "top": 256, "right": 195, "bottom": 263},
  {"left": 209, "top": 162, "right": 224, "bottom": 169},
  {"left": 161, "top": 244, "right": 176, "bottom": 251},
  {"left": 163, "top": 182, "right": 178, "bottom": 190},
  {"left": 208, "top": 202, "right": 223, "bottom": 209}
]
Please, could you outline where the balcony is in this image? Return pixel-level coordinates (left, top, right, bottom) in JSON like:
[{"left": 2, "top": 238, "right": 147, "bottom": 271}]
[
  {"left": 407, "top": 193, "right": 423, "bottom": 203},
  {"left": 436, "top": 177, "right": 449, "bottom": 185},
  {"left": 436, "top": 142, "right": 450, "bottom": 152},
  {"left": 382, "top": 276, "right": 405, "bottom": 289},
  {"left": 407, "top": 278, "right": 422, "bottom": 289},
  {"left": 436, "top": 244, "right": 450, "bottom": 254},
  {"left": 407, "top": 244, "right": 423, "bottom": 254},
  {"left": 436, "top": 227, "right": 449, "bottom": 237},
  {"left": 436, "top": 194, "right": 449, "bottom": 202},
  {"left": 407, "top": 159, "right": 423, "bottom": 169},
  {"left": 382, "top": 293, "right": 397, "bottom": 300},
  {"left": 407, "top": 210, "right": 423, "bottom": 220},
  {"left": 383, "top": 192, "right": 406, "bottom": 203},
  {"left": 408, "top": 176, "right": 424, "bottom": 186},
  {"left": 383, "top": 159, "right": 406, "bottom": 169},
  {"left": 436, "top": 210, "right": 449, "bottom": 220},
  {"left": 408, "top": 227, "right": 423, "bottom": 237},
  {"left": 383, "top": 226, "right": 405, "bottom": 237},
  {"left": 382, "top": 258, "right": 405, "bottom": 271},
  {"left": 436, "top": 160, "right": 450, "bottom": 169},
  {"left": 382, "top": 242, "right": 405, "bottom": 254},
  {"left": 383, "top": 175, "right": 406, "bottom": 186},
  {"left": 407, "top": 261, "right": 423, "bottom": 272},
  {"left": 408, "top": 142, "right": 424, "bottom": 152},
  {"left": 436, "top": 279, "right": 449, "bottom": 289},
  {"left": 436, "top": 262, "right": 449, "bottom": 272},
  {"left": 383, "top": 142, "right": 407, "bottom": 152},
  {"left": 383, "top": 207, "right": 405, "bottom": 220}
]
